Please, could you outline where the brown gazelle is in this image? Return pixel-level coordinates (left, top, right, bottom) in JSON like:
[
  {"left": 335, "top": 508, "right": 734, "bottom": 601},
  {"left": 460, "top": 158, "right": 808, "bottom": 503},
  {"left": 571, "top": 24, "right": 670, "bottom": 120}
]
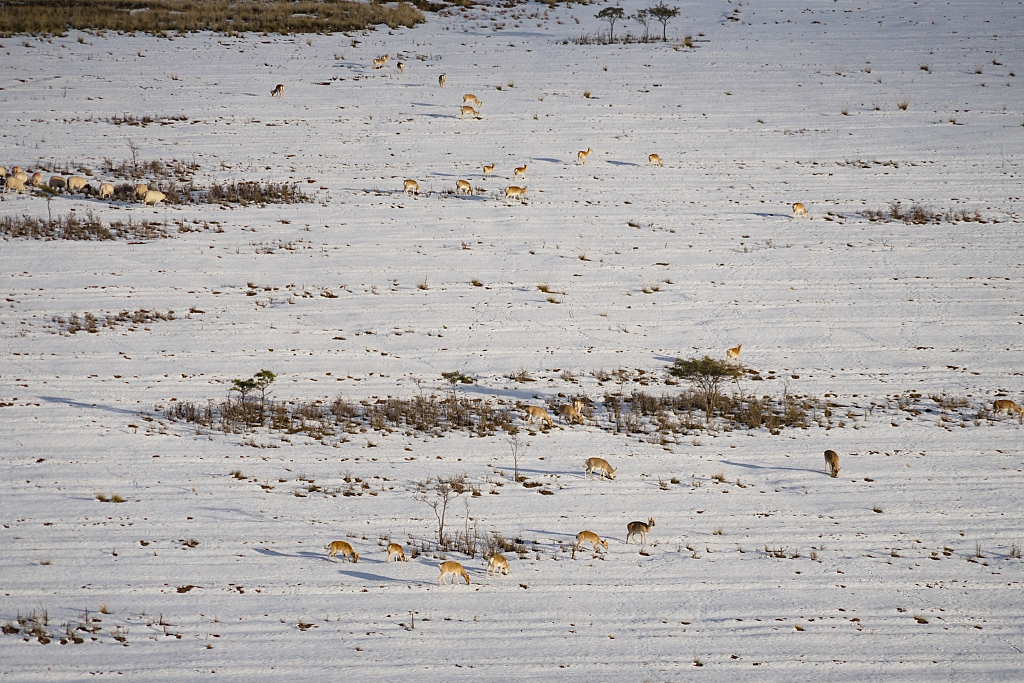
[
  {"left": 824, "top": 450, "right": 841, "bottom": 478},
  {"left": 514, "top": 164, "right": 527, "bottom": 179},
  {"left": 461, "top": 105, "right": 481, "bottom": 120},
  {"left": 792, "top": 202, "right": 808, "bottom": 219},
  {"left": 505, "top": 186, "right": 527, "bottom": 203},
  {"left": 486, "top": 554, "right": 509, "bottom": 577},
  {"left": 626, "top": 518, "right": 655, "bottom": 545},
  {"left": 463, "top": 94, "right": 482, "bottom": 108},
  {"left": 575, "top": 531, "right": 609, "bottom": 552},
  {"left": 326, "top": 540, "right": 359, "bottom": 563},
  {"left": 270, "top": 83, "right": 285, "bottom": 98},
  {"left": 584, "top": 457, "right": 615, "bottom": 481},
  {"left": 558, "top": 403, "right": 584, "bottom": 424},
  {"left": 404, "top": 179, "right": 420, "bottom": 196},
  {"left": 726, "top": 344, "right": 742, "bottom": 361},
  {"left": 396, "top": 61, "right": 405, "bottom": 74},
  {"left": 456, "top": 179, "right": 472, "bottom": 196},
  {"left": 373, "top": 57, "right": 387, "bottom": 69},
  {"left": 577, "top": 148, "right": 593, "bottom": 165},
  {"left": 438, "top": 73, "right": 446, "bottom": 88},
  {"left": 438, "top": 560, "right": 470, "bottom": 586},
  {"left": 483, "top": 163, "right": 495, "bottom": 178},
  {"left": 648, "top": 153, "right": 663, "bottom": 167},
  {"left": 994, "top": 400, "right": 1023, "bottom": 419},
  {"left": 525, "top": 405, "right": 552, "bottom": 428},
  {"left": 387, "top": 543, "right": 407, "bottom": 562}
]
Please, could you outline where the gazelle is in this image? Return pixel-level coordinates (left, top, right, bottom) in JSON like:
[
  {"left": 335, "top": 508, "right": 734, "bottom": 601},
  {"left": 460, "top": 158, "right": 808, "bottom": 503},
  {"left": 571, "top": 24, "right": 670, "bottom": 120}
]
[
  {"left": 626, "top": 518, "right": 655, "bottom": 545},
  {"left": 326, "top": 540, "right": 359, "bottom": 563},
  {"left": 396, "top": 61, "right": 404, "bottom": 74},
  {"left": 648, "top": 153, "right": 663, "bottom": 167},
  {"left": 460, "top": 105, "right": 480, "bottom": 120},
  {"left": 463, "top": 94, "right": 482, "bottom": 108},
  {"left": 584, "top": 457, "right": 615, "bottom": 481},
  {"left": 726, "top": 344, "right": 742, "bottom": 361},
  {"left": 98, "top": 182, "right": 114, "bottom": 200},
  {"left": 270, "top": 83, "right": 285, "bottom": 98},
  {"left": 486, "top": 554, "right": 509, "bottom": 577},
  {"left": 438, "top": 560, "right": 470, "bottom": 586},
  {"left": 577, "top": 148, "right": 593, "bottom": 165},
  {"left": 994, "top": 399, "right": 1023, "bottom": 418},
  {"left": 483, "top": 163, "right": 495, "bottom": 178},
  {"left": 134, "top": 183, "right": 148, "bottom": 200},
  {"left": 792, "top": 202, "right": 808, "bottom": 219},
  {"left": 505, "top": 185, "right": 527, "bottom": 203},
  {"left": 403, "top": 179, "right": 420, "bottom": 196},
  {"left": 558, "top": 403, "right": 584, "bottom": 424},
  {"left": 386, "top": 543, "right": 407, "bottom": 562},
  {"left": 456, "top": 179, "right": 472, "bottom": 195},
  {"left": 513, "top": 164, "right": 527, "bottom": 179},
  {"left": 575, "top": 531, "right": 609, "bottom": 552},
  {"left": 438, "top": 73, "right": 446, "bottom": 88},
  {"left": 525, "top": 405, "right": 553, "bottom": 428},
  {"left": 824, "top": 450, "right": 841, "bottom": 478},
  {"left": 373, "top": 57, "right": 387, "bottom": 69}
]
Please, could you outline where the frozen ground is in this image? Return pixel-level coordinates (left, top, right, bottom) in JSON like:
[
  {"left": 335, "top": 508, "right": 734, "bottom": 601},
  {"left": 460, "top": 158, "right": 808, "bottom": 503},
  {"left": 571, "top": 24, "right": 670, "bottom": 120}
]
[{"left": 1, "top": 0, "right": 1023, "bottom": 680}]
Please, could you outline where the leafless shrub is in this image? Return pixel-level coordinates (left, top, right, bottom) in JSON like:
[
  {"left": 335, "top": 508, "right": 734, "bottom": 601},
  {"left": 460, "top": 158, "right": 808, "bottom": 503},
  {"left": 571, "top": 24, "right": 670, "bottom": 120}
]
[{"left": 0, "top": 212, "right": 170, "bottom": 240}]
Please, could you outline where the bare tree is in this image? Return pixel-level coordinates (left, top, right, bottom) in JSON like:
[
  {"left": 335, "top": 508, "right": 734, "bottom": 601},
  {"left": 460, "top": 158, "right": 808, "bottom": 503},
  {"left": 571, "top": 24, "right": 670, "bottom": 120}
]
[
  {"left": 632, "top": 8, "right": 652, "bottom": 41},
  {"left": 506, "top": 429, "right": 525, "bottom": 482},
  {"left": 648, "top": 2, "right": 680, "bottom": 42},
  {"left": 596, "top": 6, "right": 625, "bottom": 42},
  {"left": 413, "top": 474, "right": 467, "bottom": 546}
]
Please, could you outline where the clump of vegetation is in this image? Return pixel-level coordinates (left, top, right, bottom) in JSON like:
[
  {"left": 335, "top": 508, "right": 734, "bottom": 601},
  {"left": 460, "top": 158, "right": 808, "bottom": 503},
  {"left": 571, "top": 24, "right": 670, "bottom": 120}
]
[
  {"left": 667, "top": 356, "right": 744, "bottom": 423},
  {"left": 51, "top": 309, "right": 175, "bottom": 334},
  {"left": 0, "top": 0, "right": 425, "bottom": 38},
  {"left": 0, "top": 212, "right": 170, "bottom": 240},
  {"left": 206, "top": 181, "right": 312, "bottom": 206},
  {"left": 860, "top": 200, "right": 986, "bottom": 224}
]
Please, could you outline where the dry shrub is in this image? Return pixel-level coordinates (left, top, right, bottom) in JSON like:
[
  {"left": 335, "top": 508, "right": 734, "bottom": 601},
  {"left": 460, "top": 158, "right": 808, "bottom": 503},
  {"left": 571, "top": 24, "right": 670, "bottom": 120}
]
[
  {"left": 0, "top": 212, "right": 169, "bottom": 240},
  {"left": 0, "top": 0, "right": 425, "bottom": 37}
]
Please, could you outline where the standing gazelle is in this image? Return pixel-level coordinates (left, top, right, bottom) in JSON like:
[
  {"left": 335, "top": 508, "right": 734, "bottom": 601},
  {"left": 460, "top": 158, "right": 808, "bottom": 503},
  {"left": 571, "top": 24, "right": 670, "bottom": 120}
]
[
  {"left": 456, "top": 179, "right": 472, "bottom": 196},
  {"left": 463, "top": 94, "right": 482, "bottom": 108},
  {"left": 726, "top": 344, "right": 742, "bottom": 361},
  {"left": 438, "top": 73, "right": 446, "bottom": 88},
  {"left": 514, "top": 164, "right": 527, "bottom": 179},
  {"left": 648, "top": 153, "right": 663, "bottom": 167},
  {"left": 486, "top": 554, "right": 509, "bottom": 577},
  {"left": 626, "top": 518, "right": 655, "bottom": 545},
  {"left": 824, "top": 450, "right": 841, "bottom": 478},
  {"left": 483, "top": 163, "right": 495, "bottom": 178},
  {"left": 792, "top": 202, "right": 808, "bottom": 219},
  {"left": 460, "top": 105, "right": 480, "bottom": 120},
  {"left": 577, "top": 148, "right": 593, "bottom": 165}
]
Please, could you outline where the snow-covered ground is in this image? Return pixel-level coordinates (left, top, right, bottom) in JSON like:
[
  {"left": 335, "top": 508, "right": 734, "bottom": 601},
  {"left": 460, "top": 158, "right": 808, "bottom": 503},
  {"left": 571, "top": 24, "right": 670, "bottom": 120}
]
[{"left": 2, "top": 0, "right": 1023, "bottom": 679}]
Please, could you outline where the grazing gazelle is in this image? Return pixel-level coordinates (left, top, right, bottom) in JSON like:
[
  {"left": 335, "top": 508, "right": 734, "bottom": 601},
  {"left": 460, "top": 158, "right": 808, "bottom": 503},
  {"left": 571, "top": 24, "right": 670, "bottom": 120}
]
[
  {"left": 824, "top": 450, "right": 841, "bottom": 478},
  {"left": 387, "top": 543, "right": 407, "bottom": 562},
  {"left": 270, "top": 83, "right": 285, "bottom": 98},
  {"left": 486, "top": 554, "right": 509, "bottom": 577},
  {"left": 438, "top": 560, "right": 470, "bottom": 586},
  {"left": 505, "top": 185, "right": 527, "bottom": 203},
  {"left": 575, "top": 531, "right": 609, "bottom": 552},
  {"left": 326, "top": 540, "right": 359, "bottom": 563},
  {"left": 626, "top": 518, "right": 655, "bottom": 545},
  {"left": 456, "top": 179, "right": 472, "bottom": 196},
  {"left": 577, "top": 147, "right": 593, "bottom": 165},
  {"left": 558, "top": 403, "right": 584, "bottom": 425},
  {"left": 993, "top": 399, "right": 1023, "bottom": 418},
  {"left": 524, "top": 405, "right": 552, "bottom": 428},
  {"left": 584, "top": 457, "right": 615, "bottom": 481},
  {"left": 463, "top": 94, "right": 482, "bottom": 108},
  {"left": 726, "top": 344, "right": 742, "bottom": 361},
  {"left": 792, "top": 202, "right": 808, "bottom": 219},
  {"left": 483, "top": 163, "right": 495, "bottom": 178},
  {"left": 648, "top": 153, "right": 663, "bottom": 167},
  {"left": 460, "top": 105, "right": 480, "bottom": 120},
  {"left": 438, "top": 73, "right": 446, "bottom": 88},
  {"left": 513, "top": 164, "right": 527, "bottom": 179},
  {"left": 403, "top": 179, "right": 420, "bottom": 196}
]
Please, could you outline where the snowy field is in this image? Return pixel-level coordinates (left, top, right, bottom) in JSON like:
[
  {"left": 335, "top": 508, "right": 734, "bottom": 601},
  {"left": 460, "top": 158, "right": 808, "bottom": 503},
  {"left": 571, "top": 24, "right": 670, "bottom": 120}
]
[{"left": 2, "top": 0, "right": 1023, "bottom": 679}]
